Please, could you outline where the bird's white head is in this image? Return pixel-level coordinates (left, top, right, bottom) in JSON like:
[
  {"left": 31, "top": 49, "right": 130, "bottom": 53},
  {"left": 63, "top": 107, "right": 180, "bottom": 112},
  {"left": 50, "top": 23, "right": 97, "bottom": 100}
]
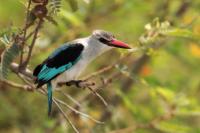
[{"left": 91, "top": 30, "right": 131, "bottom": 49}]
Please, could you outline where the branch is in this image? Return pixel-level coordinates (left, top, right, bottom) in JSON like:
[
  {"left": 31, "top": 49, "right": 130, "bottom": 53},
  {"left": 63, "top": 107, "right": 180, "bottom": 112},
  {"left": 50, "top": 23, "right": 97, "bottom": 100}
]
[
  {"left": 19, "top": 0, "right": 32, "bottom": 67},
  {"left": 11, "top": 63, "right": 34, "bottom": 80},
  {"left": 54, "top": 98, "right": 104, "bottom": 124},
  {"left": 87, "top": 86, "right": 108, "bottom": 106},
  {"left": 53, "top": 99, "right": 80, "bottom": 133},
  {"left": 68, "top": 72, "right": 119, "bottom": 116},
  {"left": 22, "top": 19, "right": 43, "bottom": 68},
  {"left": 59, "top": 91, "right": 82, "bottom": 108},
  {"left": 82, "top": 52, "right": 132, "bottom": 81},
  {"left": 58, "top": 80, "right": 108, "bottom": 106},
  {"left": 0, "top": 79, "right": 33, "bottom": 91}
]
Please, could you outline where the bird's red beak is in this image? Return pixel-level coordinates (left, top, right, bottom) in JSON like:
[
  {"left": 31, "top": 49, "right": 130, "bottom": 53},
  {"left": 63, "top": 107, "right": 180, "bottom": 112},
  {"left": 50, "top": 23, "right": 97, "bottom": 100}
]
[{"left": 110, "top": 39, "right": 131, "bottom": 49}]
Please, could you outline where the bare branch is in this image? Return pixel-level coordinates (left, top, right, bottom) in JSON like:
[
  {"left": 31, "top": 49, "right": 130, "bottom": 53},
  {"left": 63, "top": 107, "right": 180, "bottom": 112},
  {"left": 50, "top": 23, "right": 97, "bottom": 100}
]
[
  {"left": 82, "top": 53, "right": 132, "bottom": 81},
  {"left": 0, "top": 79, "right": 33, "bottom": 91},
  {"left": 22, "top": 19, "right": 43, "bottom": 68},
  {"left": 19, "top": 0, "right": 32, "bottom": 67},
  {"left": 10, "top": 63, "right": 34, "bottom": 80},
  {"left": 54, "top": 98, "right": 104, "bottom": 124},
  {"left": 53, "top": 99, "right": 80, "bottom": 133},
  {"left": 59, "top": 91, "right": 82, "bottom": 108},
  {"left": 87, "top": 86, "right": 108, "bottom": 106},
  {"left": 58, "top": 80, "right": 108, "bottom": 106}
]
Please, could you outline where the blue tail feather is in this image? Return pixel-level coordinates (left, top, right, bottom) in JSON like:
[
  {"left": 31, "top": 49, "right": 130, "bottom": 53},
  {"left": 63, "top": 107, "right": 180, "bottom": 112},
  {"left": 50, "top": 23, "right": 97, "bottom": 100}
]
[{"left": 47, "top": 82, "right": 52, "bottom": 116}]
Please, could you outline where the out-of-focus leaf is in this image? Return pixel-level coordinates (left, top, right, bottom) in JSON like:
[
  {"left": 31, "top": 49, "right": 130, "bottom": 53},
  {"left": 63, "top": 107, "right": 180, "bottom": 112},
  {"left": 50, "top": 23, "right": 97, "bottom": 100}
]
[
  {"left": 155, "top": 87, "right": 175, "bottom": 103},
  {"left": 0, "top": 27, "right": 19, "bottom": 37},
  {"left": 163, "top": 28, "right": 200, "bottom": 43},
  {"left": 139, "top": 18, "right": 171, "bottom": 44},
  {"left": 45, "top": 16, "right": 58, "bottom": 25},
  {"left": 189, "top": 43, "right": 200, "bottom": 58},
  {"left": 116, "top": 88, "right": 137, "bottom": 115},
  {"left": 66, "top": 0, "right": 78, "bottom": 12},
  {"left": 82, "top": 0, "right": 90, "bottom": 4},
  {"left": 177, "top": 108, "right": 200, "bottom": 116},
  {"left": 155, "top": 121, "right": 192, "bottom": 133},
  {"left": 59, "top": 9, "right": 84, "bottom": 27}
]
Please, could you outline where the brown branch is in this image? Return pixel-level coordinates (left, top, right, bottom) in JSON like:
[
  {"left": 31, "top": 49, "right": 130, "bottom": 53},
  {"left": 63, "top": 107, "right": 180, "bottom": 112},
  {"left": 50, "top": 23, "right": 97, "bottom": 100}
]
[
  {"left": 59, "top": 91, "right": 82, "bottom": 108},
  {"left": 53, "top": 99, "right": 80, "bottom": 133},
  {"left": 58, "top": 80, "right": 108, "bottom": 106},
  {"left": 68, "top": 72, "right": 119, "bottom": 116},
  {"left": 0, "top": 79, "right": 33, "bottom": 91},
  {"left": 82, "top": 53, "right": 132, "bottom": 81},
  {"left": 19, "top": 0, "right": 32, "bottom": 67},
  {"left": 87, "top": 86, "right": 108, "bottom": 106},
  {"left": 22, "top": 19, "right": 43, "bottom": 69},
  {"left": 54, "top": 98, "right": 104, "bottom": 124},
  {"left": 11, "top": 63, "right": 34, "bottom": 80}
]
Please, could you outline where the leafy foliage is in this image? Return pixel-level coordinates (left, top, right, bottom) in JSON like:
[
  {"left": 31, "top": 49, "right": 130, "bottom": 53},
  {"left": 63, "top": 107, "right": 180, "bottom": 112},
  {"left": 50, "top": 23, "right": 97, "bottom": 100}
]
[
  {"left": 49, "top": 0, "right": 62, "bottom": 14},
  {"left": 0, "top": 43, "right": 20, "bottom": 79},
  {"left": 0, "top": 27, "right": 19, "bottom": 46},
  {"left": 66, "top": 0, "right": 78, "bottom": 12}
]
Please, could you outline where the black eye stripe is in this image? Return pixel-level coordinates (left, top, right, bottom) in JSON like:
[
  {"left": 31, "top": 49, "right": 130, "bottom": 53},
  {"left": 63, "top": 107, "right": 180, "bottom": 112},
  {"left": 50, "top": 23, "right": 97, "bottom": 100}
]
[{"left": 99, "top": 37, "right": 110, "bottom": 44}]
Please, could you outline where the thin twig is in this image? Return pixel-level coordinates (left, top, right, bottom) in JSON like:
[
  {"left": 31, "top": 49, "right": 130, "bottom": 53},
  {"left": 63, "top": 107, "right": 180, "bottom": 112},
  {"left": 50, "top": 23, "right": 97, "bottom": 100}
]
[
  {"left": 23, "top": 19, "right": 43, "bottom": 68},
  {"left": 82, "top": 47, "right": 143, "bottom": 81},
  {"left": 54, "top": 98, "right": 104, "bottom": 124},
  {"left": 53, "top": 99, "right": 80, "bottom": 133},
  {"left": 82, "top": 53, "right": 131, "bottom": 81},
  {"left": 25, "top": 30, "right": 36, "bottom": 41},
  {"left": 69, "top": 73, "right": 117, "bottom": 116},
  {"left": 37, "top": 89, "right": 80, "bottom": 133},
  {"left": 0, "top": 79, "right": 33, "bottom": 91},
  {"left": 19, "top": 0, "right": 32, "bottom": 67},
  {"left": 11, "top": 63, "right": 34, "bottom": 80},
  {"left": 87, "top": 86, "right": 108, "bottom": 106},
  {"left": 60, "top": 91, "right": 82, "bottom": 108},
  {"left": 17, "top": 73, "right": 34, "bottom": 86}
]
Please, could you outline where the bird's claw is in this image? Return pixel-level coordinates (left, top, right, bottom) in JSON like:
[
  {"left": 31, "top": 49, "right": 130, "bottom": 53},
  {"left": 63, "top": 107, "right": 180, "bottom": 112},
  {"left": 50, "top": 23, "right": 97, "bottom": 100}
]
[{"left": 65, "top": 80, "right": 95, "bottom": 88}]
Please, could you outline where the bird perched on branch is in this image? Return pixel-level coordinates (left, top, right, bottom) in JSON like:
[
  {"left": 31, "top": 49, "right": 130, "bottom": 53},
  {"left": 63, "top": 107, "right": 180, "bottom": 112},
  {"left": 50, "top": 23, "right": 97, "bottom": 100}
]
[{"left": 33, "top": 30, "right": 131, "bottom": 116}]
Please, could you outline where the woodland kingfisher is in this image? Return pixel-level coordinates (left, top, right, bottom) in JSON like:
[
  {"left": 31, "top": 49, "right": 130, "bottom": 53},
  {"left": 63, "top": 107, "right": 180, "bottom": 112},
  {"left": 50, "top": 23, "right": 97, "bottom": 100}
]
[{"left": 33, "top": 30, "right": 131, "bottom": 115}]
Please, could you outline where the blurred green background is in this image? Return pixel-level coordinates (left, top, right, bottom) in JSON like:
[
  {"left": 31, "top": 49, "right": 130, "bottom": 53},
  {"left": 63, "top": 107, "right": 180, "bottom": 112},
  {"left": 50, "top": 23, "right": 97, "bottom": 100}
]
[{"left": 0, "top": 0, "right": 200, "bottom": 133}]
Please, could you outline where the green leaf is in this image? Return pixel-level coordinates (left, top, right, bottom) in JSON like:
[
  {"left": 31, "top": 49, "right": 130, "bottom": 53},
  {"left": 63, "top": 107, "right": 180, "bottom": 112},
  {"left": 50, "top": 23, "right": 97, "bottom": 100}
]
[
  {"left": 0, "top": 27, "right": 19, "bottom": 37},
  {"left": 66, "top": 0, "right": 78, "bottom": 12},
  {"left": 49, "top": 0, "right": 62, "bottom": 14},
  {"left": 45, "top": 16, "right": 58, "bottom": 25},
  {"left": 0, "top": 43, "right": 21, "bottom": 79},
  {"left": 0, "top": 34, "right": 10, "bottom": 46}
]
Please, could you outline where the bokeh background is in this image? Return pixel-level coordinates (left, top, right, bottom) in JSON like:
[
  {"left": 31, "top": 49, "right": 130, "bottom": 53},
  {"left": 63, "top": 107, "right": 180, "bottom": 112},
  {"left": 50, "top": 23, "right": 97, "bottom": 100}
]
[{"left": 0, "top": 0, "right": 200, "bottom": 132}]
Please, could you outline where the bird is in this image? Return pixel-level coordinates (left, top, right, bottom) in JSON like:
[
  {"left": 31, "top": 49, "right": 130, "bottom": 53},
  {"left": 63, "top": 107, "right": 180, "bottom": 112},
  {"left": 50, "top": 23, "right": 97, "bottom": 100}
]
[{"left": 33, "top": 30, "right": 131, "bottom": 116}]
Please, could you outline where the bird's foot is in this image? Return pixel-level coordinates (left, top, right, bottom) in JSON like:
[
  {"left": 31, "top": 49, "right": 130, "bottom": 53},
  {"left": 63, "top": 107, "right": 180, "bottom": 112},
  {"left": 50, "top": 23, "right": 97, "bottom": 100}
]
[
  {"left": 66, "top": 80, "right": 95, "bottom": 88},
  {"left": 57, "top": 80, "right": 95, "bottom": 88}
]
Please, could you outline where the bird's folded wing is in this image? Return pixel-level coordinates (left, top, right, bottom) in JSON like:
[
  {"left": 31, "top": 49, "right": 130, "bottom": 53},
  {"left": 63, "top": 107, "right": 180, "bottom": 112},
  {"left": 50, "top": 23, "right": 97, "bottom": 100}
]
[
  {"left": 37, "top": 63, "right": 72, "bottom": 81},
  {"left": 34, "top": 43, "right": 84, "bottom": 87}
]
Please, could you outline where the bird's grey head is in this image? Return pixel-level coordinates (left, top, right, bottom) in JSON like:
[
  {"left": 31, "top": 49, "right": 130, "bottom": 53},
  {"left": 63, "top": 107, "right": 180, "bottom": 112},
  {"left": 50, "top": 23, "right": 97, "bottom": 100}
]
[{"left": 91, "top": 30, "right": 131, "bottom": 49}]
